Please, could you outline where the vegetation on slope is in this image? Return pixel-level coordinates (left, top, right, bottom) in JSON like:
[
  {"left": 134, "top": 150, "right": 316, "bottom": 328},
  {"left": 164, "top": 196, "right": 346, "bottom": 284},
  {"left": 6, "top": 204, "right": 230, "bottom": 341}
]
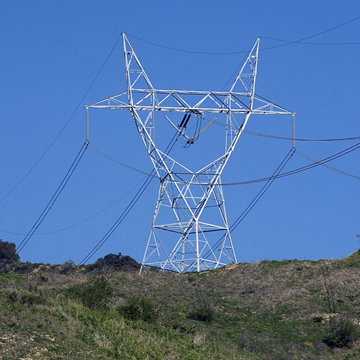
[{"left": 1, "top": 247, "right": 360, "bottom": 359}]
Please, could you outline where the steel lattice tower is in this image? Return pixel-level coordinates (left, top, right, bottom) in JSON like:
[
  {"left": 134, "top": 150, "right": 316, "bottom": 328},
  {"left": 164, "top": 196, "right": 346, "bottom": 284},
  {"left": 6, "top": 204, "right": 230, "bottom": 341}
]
[{"left": 88, "top": 33, "right": 293, "bottom": 273}]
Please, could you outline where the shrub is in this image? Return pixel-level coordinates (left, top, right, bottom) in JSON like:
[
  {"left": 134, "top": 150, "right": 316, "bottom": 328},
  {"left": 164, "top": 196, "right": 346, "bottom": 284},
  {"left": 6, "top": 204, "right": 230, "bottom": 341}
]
[
  {"left": 188, "top": 298, "right": 215, "bottom": 322},
  {"left": 7, "top": 291, "right": 18, "bottom": 303},
  {"left": 61, "top": 259, "right": 76, "bottom": 274},
  {"left": 118, "top": 296, "right": 157, "bottom": 322},
  {"left": 7, "top": 291, "right": 46, "bottom": 306},
  {"left": 312, "top": 315, "right": 323, "bottom": 323},
  {"left": 0, "top": 239, "right": 19, "bottom": 261},
  {"left": 39, "top": 274, "right": 49, "bottom": 282},
  {"left": 324, "top": 317, "right": 360, "bottom": 349},
  {"left": 20, "top": 293, "right": 47, "bottom": 306},
  {"left": 86, "top": 253, "right": 140, "bottom": 273},
  {"left": 66, "top": 276, "right": 113, "bottom": 310}
]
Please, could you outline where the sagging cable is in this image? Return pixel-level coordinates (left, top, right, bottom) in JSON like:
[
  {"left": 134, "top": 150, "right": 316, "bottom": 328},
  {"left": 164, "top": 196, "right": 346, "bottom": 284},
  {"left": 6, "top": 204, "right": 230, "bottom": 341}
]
[
  {"left": 200, "top": 147, "right": 295, "bottom": 263},
  {"left": 0, "top": 141, "right": 89, "bottom": 271}
]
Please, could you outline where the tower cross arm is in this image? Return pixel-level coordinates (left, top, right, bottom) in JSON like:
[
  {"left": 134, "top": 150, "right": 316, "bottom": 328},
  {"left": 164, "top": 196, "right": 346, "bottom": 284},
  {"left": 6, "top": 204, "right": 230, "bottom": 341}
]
[
  {"left": 86, "top": 33, "right": 296, "bottom": 273},
  {"left": 251, "top": 94, "right": 294, "bottom": 115},
  {"left": 88, "top": 89, "right": 293, "bottom": 115}
]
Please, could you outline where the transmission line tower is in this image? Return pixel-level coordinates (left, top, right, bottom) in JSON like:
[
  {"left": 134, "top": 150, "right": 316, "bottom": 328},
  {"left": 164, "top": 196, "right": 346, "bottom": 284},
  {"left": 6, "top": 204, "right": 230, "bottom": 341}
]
[{"left": 88, "top": 33, "right": 294, "bottom": 273}]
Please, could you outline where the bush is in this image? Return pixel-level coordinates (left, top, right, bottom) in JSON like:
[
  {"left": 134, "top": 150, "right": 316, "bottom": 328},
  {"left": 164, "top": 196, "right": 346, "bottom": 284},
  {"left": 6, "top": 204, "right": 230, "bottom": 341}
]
[
  {"left": 188, "top": 298, "right": 215, "bottom": 322},
  {"left": 0, "top": 239, "right": 19, "bottom": 261},
  {"left": 20, "top": 293, "right": 47, "bottom": 306},
  {"left": 61, "top": 259, "right": 76, "bottom": 274},
  {"left": 7, "top": 291, "right": 46, "bottom": 306},
  {"left": 66, "top": 276, "right": 113, "bottom": 310},
  {"left": 118, "top": 296, "right": 157, "bottom": 322},
  {"left": 7, "top": 291, "right": 18, "bottom": 303},
  {"left": 324, "top": 317, "right": 360, "bottom": 349},
  {"left": 86, "top": 253, "right": 140, "bottom": 273}
]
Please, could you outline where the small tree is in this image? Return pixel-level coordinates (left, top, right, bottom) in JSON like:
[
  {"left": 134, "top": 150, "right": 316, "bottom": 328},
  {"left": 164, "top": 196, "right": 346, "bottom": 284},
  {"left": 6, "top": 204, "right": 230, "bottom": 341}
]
[
  {"left": 188, "top": 297, "right": 215, "bottom": 322},
  {"left": 88, "top": 253, "right": 140, "bottom": 272},
  {"left": 324, "top": 316, "right": 360, "bottom": 348},
  {"left": 66, "top": 276, "right": 114, "bottom": 310},
  {"left": 118, "top": 296, "right": 158, "bottom": 322},
  {"left": 0, "top": 240, "right": 19, "bottom": 261},
  {"left": 61, "top": 259, "right": 76, "bottom": 274}
]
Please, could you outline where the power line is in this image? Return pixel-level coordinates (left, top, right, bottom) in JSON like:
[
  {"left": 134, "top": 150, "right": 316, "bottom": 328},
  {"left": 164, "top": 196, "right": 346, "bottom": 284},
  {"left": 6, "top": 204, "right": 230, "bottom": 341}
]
[
  {"left": 229, "top": 149, "right": 295, "bottom": 233},
  {"left": 78, "top": 128, "right": 182, "bottom": 265},
  {"left": 3, "top": 137, "right": 358, "bottom": 239},
  {"left": 200, "top": 148, "right": 295, "bottom": 264},
  {"left": 193, "top": 111, "right": 360, "bottom": 142},
  {"left": 0, "top": 134, "right": 175, "bottom": 239},
  {"left": 0, "top": 32, "right": 122, "bottom": 205},
  {"left": 16, "top": 142, "right": 88, "bottom": 255},
  {"left": 4, "top": 137, "right": 358, "bottom": 239},
  {"left": 296, "top": 150, "right": 360, "bottom": 180},
  {"left": 260, "top": 15, "right": 360, "bottom": 52},
  {"left": 0, "top": 142, "right": 89, "bottom": 271},
  {"left": 222, "top": 142, "right": 360, "bottom": 186},
  {"left": 262, "top": 36, "right": 360, "bottom": 46},
  {"left": 126, "top": 32, "right": 249, "bottom": 55},
  {"left": 89, "top": 143, "right": 158, "bottom": 178},
  {"left": 4, "top": 140, "right": 357, "bottom": 267},
  {"left": 242, "top": 129, "right": 360, "bottom": 142},
  {"left": 201, "top": 141, "right": 360, "bottom": 265},
  {"left": 126, "top": 15, "right": 360, "bottom": 55},
  {"left": 78, "top": 170, "right": 155, "bottom": 265},
  {"left": 80, "top": 139, "right": 360, "bottom": 186},
  {"left": 0, "top": 176, "right": 146, "bottom": 237}
]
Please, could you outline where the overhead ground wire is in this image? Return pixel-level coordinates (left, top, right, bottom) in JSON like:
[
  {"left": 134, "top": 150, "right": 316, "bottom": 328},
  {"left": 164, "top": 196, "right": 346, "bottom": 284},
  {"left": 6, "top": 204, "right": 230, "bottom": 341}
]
[
  {"left": 260, "top": 15, "right": 360, "bottom": 52},
  {"left": 0, "top": 32, "right": 122, "bottom": 205},
  {"left": 6, "top": 19, "right": 359, "bottom": 269},
  {"left": 262, "top": 36, "right": 360, "bottom": 46},
  {"left": 7, "top": 12, "right": 360, "bottom": 264},
  {"left": 126, "top": 15, "right": 360, "bottom": 55}
]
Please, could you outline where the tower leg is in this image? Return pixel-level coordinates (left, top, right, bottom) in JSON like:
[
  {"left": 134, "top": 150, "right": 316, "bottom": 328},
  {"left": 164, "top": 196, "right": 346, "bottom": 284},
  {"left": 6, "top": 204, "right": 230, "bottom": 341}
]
[{"left": 141, "top": 173, "right": 236, "bottom": 272}]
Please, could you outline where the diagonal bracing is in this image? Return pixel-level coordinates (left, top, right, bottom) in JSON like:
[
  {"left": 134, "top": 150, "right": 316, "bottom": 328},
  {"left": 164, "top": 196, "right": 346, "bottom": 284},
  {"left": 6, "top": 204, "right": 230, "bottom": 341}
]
[{"left": 88, "top": 33, "right": 294, "bottom": 272}]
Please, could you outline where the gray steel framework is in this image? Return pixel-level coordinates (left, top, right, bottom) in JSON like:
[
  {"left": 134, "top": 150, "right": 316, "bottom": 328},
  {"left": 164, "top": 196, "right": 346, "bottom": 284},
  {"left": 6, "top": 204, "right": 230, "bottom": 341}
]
[{"left": 88, "top": 33, "right": 294, "bottom": 273}]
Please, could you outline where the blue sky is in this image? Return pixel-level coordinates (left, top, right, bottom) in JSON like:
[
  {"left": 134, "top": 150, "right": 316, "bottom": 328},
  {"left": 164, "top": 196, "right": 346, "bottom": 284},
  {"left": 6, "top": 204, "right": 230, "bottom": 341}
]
[{"left": 1, "top": 1, "right": 359, "bottom": 266}]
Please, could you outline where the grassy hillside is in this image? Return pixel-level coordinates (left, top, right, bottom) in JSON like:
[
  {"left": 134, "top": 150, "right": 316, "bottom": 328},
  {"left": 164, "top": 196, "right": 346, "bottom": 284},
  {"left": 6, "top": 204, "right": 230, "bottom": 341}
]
[{"left": 1, "top": 252, "right": 360, "bottom": 359}]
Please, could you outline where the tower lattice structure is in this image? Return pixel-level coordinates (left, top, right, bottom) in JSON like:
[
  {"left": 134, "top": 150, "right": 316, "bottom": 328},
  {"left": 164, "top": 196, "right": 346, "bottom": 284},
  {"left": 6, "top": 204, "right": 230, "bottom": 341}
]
[{"left": 88, "top": 33, "right": 293, "bottom": 272}]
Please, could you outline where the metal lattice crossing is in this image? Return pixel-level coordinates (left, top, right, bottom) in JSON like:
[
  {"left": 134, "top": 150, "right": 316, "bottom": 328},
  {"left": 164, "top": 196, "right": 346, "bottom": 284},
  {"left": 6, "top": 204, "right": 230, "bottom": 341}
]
[{"left": 88, "top": 33, "right": 293, "bottom": 272}]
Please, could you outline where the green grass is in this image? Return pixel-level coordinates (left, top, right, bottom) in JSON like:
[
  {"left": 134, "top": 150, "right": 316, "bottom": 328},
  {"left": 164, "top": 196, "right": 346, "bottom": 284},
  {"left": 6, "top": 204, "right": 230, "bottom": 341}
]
[{"left": 1, "top": 254, "right": 360, "bottom": 359}]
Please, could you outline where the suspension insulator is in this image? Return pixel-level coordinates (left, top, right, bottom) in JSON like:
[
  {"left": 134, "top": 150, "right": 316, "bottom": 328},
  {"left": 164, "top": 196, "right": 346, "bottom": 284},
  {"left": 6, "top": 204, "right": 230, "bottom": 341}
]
[
  {"left": 183, "top": 114, "right": 191, "bottom": 128},
  {"left": 178, "top": 114, "right": 187, "bottom": 128}
]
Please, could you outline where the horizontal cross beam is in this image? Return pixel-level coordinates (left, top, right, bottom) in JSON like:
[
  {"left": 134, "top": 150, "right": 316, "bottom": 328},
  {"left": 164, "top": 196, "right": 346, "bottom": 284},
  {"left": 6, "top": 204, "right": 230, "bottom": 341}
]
[{"left": 88, "top": 89, "right": 294, "bottom": 116}]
